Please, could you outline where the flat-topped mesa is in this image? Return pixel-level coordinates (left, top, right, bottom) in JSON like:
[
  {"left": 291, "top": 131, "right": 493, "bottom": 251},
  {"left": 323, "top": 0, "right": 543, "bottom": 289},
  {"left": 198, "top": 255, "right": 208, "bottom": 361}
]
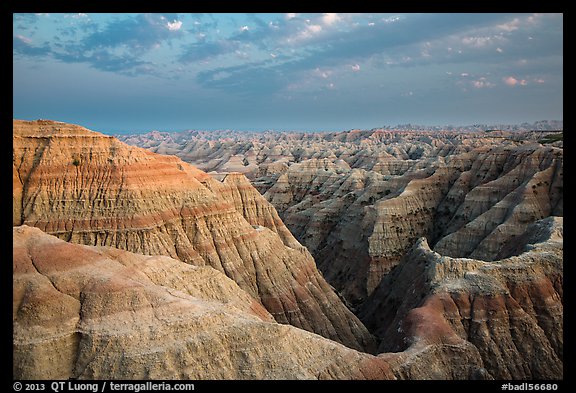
[
  {"left": 13, "top": 119, "right": 376, "bottom": 352},
  {"left": 13, "top": 119, "right": 107, "bottom": 137}
]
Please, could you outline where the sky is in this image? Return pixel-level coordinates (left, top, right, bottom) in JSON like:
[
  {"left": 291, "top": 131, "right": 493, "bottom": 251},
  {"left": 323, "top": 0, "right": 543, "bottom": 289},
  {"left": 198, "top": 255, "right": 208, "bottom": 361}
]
[{"left": 13, "top": 13, "right": 563, "bottom": 133}]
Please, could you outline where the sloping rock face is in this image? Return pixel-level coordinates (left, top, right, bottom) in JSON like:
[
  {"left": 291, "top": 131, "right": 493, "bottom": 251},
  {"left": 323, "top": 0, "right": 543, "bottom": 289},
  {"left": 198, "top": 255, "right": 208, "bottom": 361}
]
[
  {"left": 13, "top": 225, "right": 395, "bottom": 380},
  {"left": 267, "top": 142, "right": 562, "bottom": 307},
  {"left": 359, "top": 217, "right": 563, "bottom": 380},
  {"left": 119, "top": 129, "right": 563, "bottom": 308},
  {"left": 107, "top": 127, "right": 564, "bottom": 380},
  {"left": 18, "top": 222, "right": 560, "bottom": 380},
  {"left": 12, "top": 119, "right": 375, "bottom": 352}
]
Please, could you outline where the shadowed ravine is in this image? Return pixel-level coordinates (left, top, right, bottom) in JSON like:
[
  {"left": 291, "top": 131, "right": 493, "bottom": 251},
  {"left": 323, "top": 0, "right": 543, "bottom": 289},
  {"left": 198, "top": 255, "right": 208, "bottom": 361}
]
[{"left": 14, "top": 120, "right": 562, "bottom": 380}]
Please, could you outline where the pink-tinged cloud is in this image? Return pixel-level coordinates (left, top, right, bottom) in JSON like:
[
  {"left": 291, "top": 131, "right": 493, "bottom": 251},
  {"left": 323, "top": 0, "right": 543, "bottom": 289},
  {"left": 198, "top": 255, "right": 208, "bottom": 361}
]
[
  {"left": 308, "top": 25, "right": 322, "bottom": 34},
  {"left": 322, "top": 13, "right": 341, "bottom": 26},
  {"left": 472, "top": 78, "right": 495, "bottom": 89},
  {"left": 504, "top": 76, "right": 518, "bottom": 86},
  {"left": 504, "top": 76, "right": 528, "bottom": 86},
  {"left": 497, "top": 18, "right": 520, "bottom": 32},
  {"left": 15, "top": 34, "right": 33, "bottom": 44}
]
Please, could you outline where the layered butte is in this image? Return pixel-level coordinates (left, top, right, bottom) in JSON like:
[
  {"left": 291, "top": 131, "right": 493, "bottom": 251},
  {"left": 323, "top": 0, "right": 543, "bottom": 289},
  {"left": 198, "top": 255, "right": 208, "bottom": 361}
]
[
  {"left": 119, "top": 129, "right": 563, "bottom": 307},
  {"left": 14, "top": 120, "right": 563, "bottom": 380},
  {"left": 13, "top": 119, "right": 375, "bottom": 352}
]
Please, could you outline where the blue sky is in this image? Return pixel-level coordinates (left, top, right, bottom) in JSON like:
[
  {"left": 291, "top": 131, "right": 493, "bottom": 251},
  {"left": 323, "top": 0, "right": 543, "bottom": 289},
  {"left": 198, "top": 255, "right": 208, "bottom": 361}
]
[{"left": 13, "top": 13, "right": 563, "bottom": 133}]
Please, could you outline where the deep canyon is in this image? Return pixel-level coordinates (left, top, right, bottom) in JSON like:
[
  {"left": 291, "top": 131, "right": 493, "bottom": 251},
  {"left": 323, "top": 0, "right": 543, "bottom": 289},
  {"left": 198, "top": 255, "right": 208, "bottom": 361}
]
[{"left": 14, "top": 120, "right": 563, "bottom": 380}]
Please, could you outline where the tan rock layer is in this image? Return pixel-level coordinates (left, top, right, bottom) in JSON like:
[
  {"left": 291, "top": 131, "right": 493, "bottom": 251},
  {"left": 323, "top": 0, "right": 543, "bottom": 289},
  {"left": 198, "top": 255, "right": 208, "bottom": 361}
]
[
  {"left": 13, "top": 217, "right": 562, "bottom": 380},
  {"left": 359, "top": 217, "right": 563, "bottom": 379},
  {"left": 13, "top": 225, "right": 394, "bottom": 380},
  {"left": 12, "top": 119, "right": 375, "bottom": 352},
  {"left": 266, "top": 144, "right": 562, "bottom": 306}
]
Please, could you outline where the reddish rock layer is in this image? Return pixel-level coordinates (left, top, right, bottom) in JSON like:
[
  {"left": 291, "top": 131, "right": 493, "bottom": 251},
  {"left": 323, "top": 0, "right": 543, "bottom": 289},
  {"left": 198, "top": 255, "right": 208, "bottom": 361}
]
[
  {"left": 13, "top": 119, "right": 375, "bottom": 352},
  {"left": 119, "top": 128, "right": 563, "bottom": 307},
  {"left": 13, "top": 225, "right": 394, "bottom": 380},
  {"left": 359, "top": 217, "right": 563, "bottom": 379}
]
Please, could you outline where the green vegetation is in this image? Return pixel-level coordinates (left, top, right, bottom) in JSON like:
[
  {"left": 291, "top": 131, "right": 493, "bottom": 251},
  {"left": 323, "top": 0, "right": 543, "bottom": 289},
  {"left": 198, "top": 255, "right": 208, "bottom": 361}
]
[
  {"left": 539, "top": 133, "right": 563, "bottom": 144},
  {"left": 72, "top": 158, "right": 81, "bottom": 166}
]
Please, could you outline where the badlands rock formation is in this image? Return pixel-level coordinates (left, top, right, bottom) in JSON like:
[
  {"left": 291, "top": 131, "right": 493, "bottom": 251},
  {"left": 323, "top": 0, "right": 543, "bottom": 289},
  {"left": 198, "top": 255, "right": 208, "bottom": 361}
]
[
  {"left": 13, "top": 119, "right": 375, "bottom": 352},
  {"left": 360, "top": 217, "right": 563, "bottom": 380},
  {"left": 13, "top": 215, "right": 562, "bottom": 380},
  {"left": 15, "top": 120, "right": 563, "bottom": 380},
  {"left": 13, "top": 225, "right": 395, "bottom": 380},
  {"left": 121, "top": 129, "right": 563, "bottom": 306}
]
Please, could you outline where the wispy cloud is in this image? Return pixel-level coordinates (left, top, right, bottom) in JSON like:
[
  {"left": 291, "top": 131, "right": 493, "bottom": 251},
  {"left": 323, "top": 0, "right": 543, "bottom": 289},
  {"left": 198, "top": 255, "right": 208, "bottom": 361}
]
[
  {"left": 14, "top": 12, "right": 563, "bottom": 93},
  {"left": 15, "top": 13, "right": 186, "bottom": 75},
  {"left": 193, "top": 13, "right": 530, "bottom": 95},
  {"left": 13, "top": 13, "right": 563, "bottom": 130},
  {"left": 81, "top": 14, "right": 183, "bottom": 54},
  {"left": 13, "top": 35, "right": 50, "bottom": 57},
  {"left": 179, "top": 40, "right": 239, "bottom": 63}
]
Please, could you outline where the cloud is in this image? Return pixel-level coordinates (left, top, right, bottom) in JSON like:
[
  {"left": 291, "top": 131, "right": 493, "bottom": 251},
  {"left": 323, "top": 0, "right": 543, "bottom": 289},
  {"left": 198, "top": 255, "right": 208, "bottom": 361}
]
[
  {"left": 322, "top": 13, "right": 341, "bottom": 26},
  {"left": 314, "top": 68, "right": 332, "bottom": 79},
  {"left": 167, "top": 20, "right": 183, "bottom": 31},
  {"left": 503, "top": 76, "right": 527, "bottom": 86},
  {"left": 13, "top": 35, "right": 51, "bottom": 57},
  {"left": 290, "top": 24, "right": 323, "bottom": 42},
  {"left": 38, "top": 13, "right": 186, "bottom": 74},
  {"left": 65, "top": 13, "right": 89, "bottom": 19},
  {"left": 53, "top": 49, "right": 152, "bottom": 74},
  {"left": 471, "top": 77, "right": 495, "bottom": 88},
  {"left": 15, "top": 12, "right": 561, "bottom": 90},
  {"left": 82, "top": 14, "right": 183, "bottom": 54},
  {"left": 179, "top": 40, "right": 239, "bottom": 63},
  {"left": 461, "top": 36, "right": 493, "bottom": 48},
  {"left": 503, "top": 76, "right": 517, "bottom": 86},
  {"left": 196, "top": 60, "right": 287, "bottom": 96},
  {"left": 193, "top": 13, "right": 542, "bottom": 97},
  {"left": 497, "top": 18, "right": 521, "bottom": 32},
  {"left": 15, "top": 34, "right": 32, "bottom": 45}
]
